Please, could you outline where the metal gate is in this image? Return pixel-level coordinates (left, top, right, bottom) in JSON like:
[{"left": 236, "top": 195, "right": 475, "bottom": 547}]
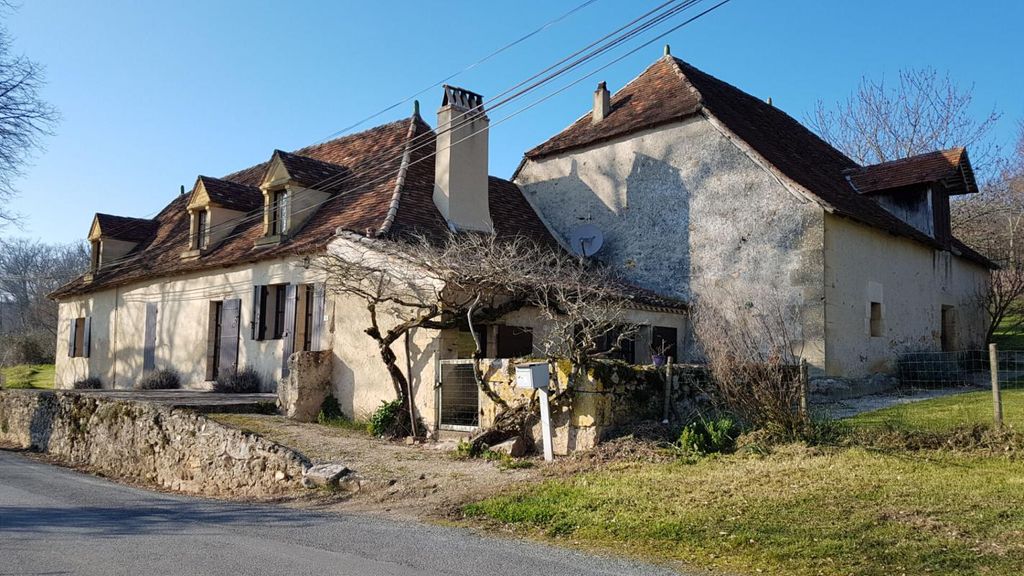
[{"left": 437, "top": 359, "right": 479, "bottom": 431}]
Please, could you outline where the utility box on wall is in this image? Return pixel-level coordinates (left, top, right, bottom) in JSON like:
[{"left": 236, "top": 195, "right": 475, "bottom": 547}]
[{"left": 515, "top": 362, "right": 549, "bottom": 389}]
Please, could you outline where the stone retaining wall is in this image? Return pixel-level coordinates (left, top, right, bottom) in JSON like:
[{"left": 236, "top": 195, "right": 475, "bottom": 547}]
[
  {"left": 0, "top": 390, "right": 309, "bottom": 497},
  {"left": 478, "top": 359, "right": 706, "bottom": 454}
]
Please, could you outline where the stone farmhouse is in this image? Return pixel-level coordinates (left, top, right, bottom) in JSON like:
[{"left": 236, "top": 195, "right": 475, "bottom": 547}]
[{"left": 51, "top": 53, "right": 992, "bottom": 430}]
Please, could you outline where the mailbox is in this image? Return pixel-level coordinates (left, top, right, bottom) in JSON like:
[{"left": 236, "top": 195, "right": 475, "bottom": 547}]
[{"left": 515, "top": 362, "right": 549, "bottom": 389}]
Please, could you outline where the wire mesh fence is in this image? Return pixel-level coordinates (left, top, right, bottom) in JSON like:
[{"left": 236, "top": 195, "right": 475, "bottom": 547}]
[
  {"left": 848, "top": 346, "right": 1021, "bottom": 433},
  {"left": 437, "top": 359, "right": 479, "bottom": 430}
]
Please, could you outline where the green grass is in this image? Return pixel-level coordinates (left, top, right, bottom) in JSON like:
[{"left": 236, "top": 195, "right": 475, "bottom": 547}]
[
  {"left": 0, "top": 364, "right": 55, "bottom": 389},
  {"left": 846, "top": 389, "right": 1024, "bottom": 433},
  {"left": 464, "top": 447, "right": 1024, "bottom": 575},
  {"left": 992, "top": 314, "right": 1024, "bottom": 349}
]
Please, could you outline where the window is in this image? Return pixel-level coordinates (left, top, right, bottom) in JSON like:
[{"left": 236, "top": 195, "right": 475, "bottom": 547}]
[
  {"left": 869, "top": 302, "right": 883, "bottom": 337},
  {"left": 68, "top": 316, "right": 91, "bottom": 358},
  {"left": 495, "top": 325, "right": 533, "bottom": 358},
  {"left": 195, "top": 209, "right": 208, "bottom": 249},
  {"left": 651, "top": 326, "right": 678, "bottom": 360},
  {"left": 302, "top": 284, "right": 314, "bottom": 351},
  {"left": 941, "top": 305, "right": 957, "bottom": 351},
  {"left": 252, "top": 284, "right": 290, "bottom": 341},
  {"left": 597, "top": 326, "right": 636, "bottom": 364},
  {"left": 90, "top": 241, "right": 100, "bottom": 270},
  {"left": 269, "top": 189, "right": 289, "bottom": 236}
]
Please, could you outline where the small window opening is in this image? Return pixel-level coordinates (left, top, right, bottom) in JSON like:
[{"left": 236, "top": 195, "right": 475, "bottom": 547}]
[
  {"left": 869, "top": 302, "right": 883, "bottom": 337},
  {"left": 196, "top": 209, "right": 208, "bottom": 249},
  {"left": 90, "top": 240, "right": 100, "bottom": 270},
  {"left": 269, "top": 190, "right": 288, "bottom": 236}
]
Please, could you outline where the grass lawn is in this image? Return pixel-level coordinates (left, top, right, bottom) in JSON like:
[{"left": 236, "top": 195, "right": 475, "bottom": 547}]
[
  {"left": 846, "top": 389, "right": 1024, "bottom": 433},
  {"left": 992, "top": 315, "right": 1024, "bottom": 349},
  {"left": 464, "top": 446, "right": 1024, "bottom": 575},
  {"left": 0, "top": 364, "right": 54, "bottom": 389}
]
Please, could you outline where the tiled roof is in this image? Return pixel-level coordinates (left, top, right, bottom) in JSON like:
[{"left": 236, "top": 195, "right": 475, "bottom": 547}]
[
  {"left": 93, "top": 213, "right": 159, "bottom": 243},
  {"left": 196, "top": 176, "right": 263, "bottom": 212},
  {"left": 524, "top": 56, "right": 993, "bottom": 269},
  {"left": 53, "top": 116, "right": 557, "bottom": 298},
  {"left": 847, "top": 148, "right": 978, "bottom": 195},
  {"left": 272, "top": 150, "right": 350, "bottom": 191}
]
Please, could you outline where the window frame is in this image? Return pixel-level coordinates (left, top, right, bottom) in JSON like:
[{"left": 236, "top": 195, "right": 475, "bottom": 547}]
[
  {"left": 269, "top": 189, "right": 289, "bottom": 236},
  {"left": 196, "top": 209, "right": 209, "bottom": 249}
]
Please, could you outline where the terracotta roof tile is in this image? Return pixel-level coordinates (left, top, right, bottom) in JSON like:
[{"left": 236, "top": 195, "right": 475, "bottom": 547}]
[
  {"left": 524, "top": 56, "right": 993, "bottom": 269},
  {"left": 273, "top": 150, "right": 350, "bottom": 191},
  {"left": 197, "top": 176, "right": 263, "bottom": 212},
  {"left": 93, "top": 213, "right": 159, "bottom": 243},
  {"left": 847, "top": 148, "right": 978, "bottom": 195},
  {"left": 53, "top": 115, "right": 558, "bottom": 298}
]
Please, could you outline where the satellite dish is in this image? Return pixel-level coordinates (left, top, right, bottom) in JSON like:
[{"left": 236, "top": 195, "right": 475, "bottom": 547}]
[{"left": 568, "top": 223, "right": 604, "bottom": 257}]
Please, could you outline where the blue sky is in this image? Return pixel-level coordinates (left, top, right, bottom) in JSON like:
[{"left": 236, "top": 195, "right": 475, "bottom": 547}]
[{"left": 5, "top": 0, "right": 1023, "bottom": 244}]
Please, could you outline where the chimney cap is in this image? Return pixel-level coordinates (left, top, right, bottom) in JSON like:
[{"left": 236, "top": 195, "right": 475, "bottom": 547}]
[
  {"left": 596, "top": 81, "right": 608, "bottom": 92},
  {"left": 441, "top": 84, "right": 485, "bottom": 111}
]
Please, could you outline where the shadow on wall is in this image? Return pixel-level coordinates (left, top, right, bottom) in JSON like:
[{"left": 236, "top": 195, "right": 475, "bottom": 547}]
[{"left": 530, "top": 153, "right": 693, "bottom": 301}]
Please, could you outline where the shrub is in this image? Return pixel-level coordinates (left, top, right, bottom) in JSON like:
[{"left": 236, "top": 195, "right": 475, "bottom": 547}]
[
  {"left": 134, "top": 368, "right": 181, "bottom": 390},
  {"left": 676, "top": 415, "right": 739, "bottom": 458},
  {"left": 316, "top": 395, "right": 366, "bottom": 431},
  {"left": 367, "top": 398, "right": 404, "bottom": 437},
  {"left": 212, "top": 367, "right": 263, "bottom": 393},
  {"left": 72, "top": 377, "right": 102, "bottom": 390}
]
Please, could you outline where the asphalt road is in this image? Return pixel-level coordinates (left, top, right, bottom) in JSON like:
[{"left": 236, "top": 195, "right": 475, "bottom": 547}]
[{"left": 0, "top": 450, "right": 679, "bottom": 576}]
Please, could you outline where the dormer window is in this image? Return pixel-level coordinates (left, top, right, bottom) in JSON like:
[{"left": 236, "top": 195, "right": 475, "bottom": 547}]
[
  {"left": 90, "top": 240, "right": 100, "bottom": 271},
  {"left": 269, "top": 189, "right": 289, "bottom": 236},
  {"left": 183, "top": 176, "right": 262, "bottom": 258},
  {"left": 192, "top": 208, "right": 209, "bottom": 250}
]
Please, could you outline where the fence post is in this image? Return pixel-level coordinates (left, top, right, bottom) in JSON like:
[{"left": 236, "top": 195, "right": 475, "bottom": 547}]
[
  {"left": 798, "top": 358, "right": 809, "bottom": 421},
  {"left": 990, "top": 343, "right": 1003, "bottom": 429},
  {"left": 662, "top": 357, "right": 674, "bottom": 424}
]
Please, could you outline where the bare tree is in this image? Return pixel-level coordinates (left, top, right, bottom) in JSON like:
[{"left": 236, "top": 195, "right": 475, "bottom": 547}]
[
  {"left": 953, "top": 122, "right": 1024, "bottom": 341},
  {"left": 691, "top": 290, "right": 808, "bottom": 437},
  {"left": 315, "top": 231, "right": 636, "bottom": 441},
  {"left": 0, "top": 7, "right": 58, "bottom": 225},
  {"left": 0, "top": 238, "right": 88, "bottom": 364},
  {"left": 810, "top": 68, "right": 1001, "bottom": 172}
]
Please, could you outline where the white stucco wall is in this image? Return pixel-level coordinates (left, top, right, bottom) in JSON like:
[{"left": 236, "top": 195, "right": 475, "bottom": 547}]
[
  {"left": 823, "top": 214, "right": 990, "bottom": 376},
  {"left": 55, "top": 257, "right": 325, "bottom": 391},
  {"left": 515, "top": 116, "right": 826, "bottom": 367}
]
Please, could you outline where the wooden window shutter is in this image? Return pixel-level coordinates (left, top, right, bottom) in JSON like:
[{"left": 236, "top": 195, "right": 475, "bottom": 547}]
[
  {"left": 281, "top": 284, "right": 297, "bottom": 376},
  {"left": 83, "top": 316, "right": 92, "bottom": 358},
  {"left": 68, "top": 318, "right": 77, "bottom": 357},
  {"left": 206, "top": 302, "right": 218, "bottom": 381},
  {"left": 218, "top": 298, "right": 241, "bottom": 379},
  {"left": 251, "top": 285, "right": 263, "bottom": 340},
  {"left": 310, "top": 283, "right": 325, "bottom": 352},
  {"left": 143, "top": 303, "right": 158, "bottom": 372}
]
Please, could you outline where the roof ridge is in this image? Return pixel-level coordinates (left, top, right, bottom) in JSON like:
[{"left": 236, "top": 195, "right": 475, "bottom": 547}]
[
  {"left": 857, "top": 147, "right": 966, "bottom": 170},
  {"left": 375, "top": 114, "right": 421, "bottom": 237}
]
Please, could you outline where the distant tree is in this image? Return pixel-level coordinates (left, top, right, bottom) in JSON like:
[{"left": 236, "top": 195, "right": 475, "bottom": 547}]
[
  {"left": 810, "top": 68, "right": 1001, "bottom": 172},
  {"left": 952, "top": 122, "right": 1024, "bottom": 342},
  {"left": 0, "top": 4, "right": 59, "bottom": 226},
  {"left": 0, "top": 238, "right": 88, "bottom": 364}
]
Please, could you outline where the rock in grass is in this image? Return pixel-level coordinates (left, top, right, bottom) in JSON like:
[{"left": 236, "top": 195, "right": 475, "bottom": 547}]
[{"left": 490, "top": 436, "right": 528, "bottom": 458}]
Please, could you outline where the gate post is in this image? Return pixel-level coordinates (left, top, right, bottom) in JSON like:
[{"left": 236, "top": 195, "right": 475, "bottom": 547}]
[{"left": 990, "top": 343, "right": 1003, "bottom": 429}]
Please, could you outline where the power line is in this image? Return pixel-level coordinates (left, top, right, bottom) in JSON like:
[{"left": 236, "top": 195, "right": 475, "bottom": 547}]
[
  {"left": 72, "top": 0, "right": 727, "bottom": 280},
  {"left": 91, "top": 0, "right": 689, "bottom": 246}
]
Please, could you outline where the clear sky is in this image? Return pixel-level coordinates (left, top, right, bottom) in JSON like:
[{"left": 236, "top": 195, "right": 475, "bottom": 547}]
[{"left": 5, "top": 0, "right": 1023, "bottom": 244}]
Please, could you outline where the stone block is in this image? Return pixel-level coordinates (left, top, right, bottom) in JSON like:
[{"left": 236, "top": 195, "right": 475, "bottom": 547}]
[
  {"left": 490, "top": 436, "right": 528, "bottom": 457},
  {"left": 279, "top": 350, "right": 333, "bottom": 422},
  {"left": 302, "top": 463, "right": 351, "bottom": 488}
]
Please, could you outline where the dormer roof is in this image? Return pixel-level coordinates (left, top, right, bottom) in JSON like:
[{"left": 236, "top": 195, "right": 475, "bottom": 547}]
[
  {"left": 189, "top": 176, "right": 263, "bottom": 212},
  {"left": 266, "top": 150, "right": 350, "bottom": 191},
  {"left": 89, "top": 213, "right": 159, "bottom": 243},
  {"left": 846, "top": 148, "right": 978, "bottom": 196}
]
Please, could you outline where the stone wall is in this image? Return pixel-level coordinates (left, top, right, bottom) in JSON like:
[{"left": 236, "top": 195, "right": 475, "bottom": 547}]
[
  {"left": 0, "top": 390, "right": 309, "bottom": 497},
  {"left": 279, "top": 350, "right": 333, "bottom": 421},
  {"left": 477, "top": 359, "right": 705, "bottom": 454}
]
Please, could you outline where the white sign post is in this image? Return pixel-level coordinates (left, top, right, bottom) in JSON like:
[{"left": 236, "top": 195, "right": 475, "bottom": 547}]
[{"left": 515, "top": 362, "right": 554, "bottom": 462}]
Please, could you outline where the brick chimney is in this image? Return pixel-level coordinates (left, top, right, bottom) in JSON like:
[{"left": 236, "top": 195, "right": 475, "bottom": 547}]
[
  {"left": 592, "top": 81, "right": 610, "bottom": 123},
  {"left": 433, "top": 85, "right": 493, "bottom": 233}
]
